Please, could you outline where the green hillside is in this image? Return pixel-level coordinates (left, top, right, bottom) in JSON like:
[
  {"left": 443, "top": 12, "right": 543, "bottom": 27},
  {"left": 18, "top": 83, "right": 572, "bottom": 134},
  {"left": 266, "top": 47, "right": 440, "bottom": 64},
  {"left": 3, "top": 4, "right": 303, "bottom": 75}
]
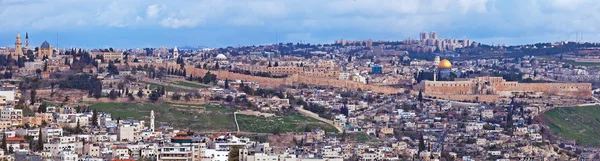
[{"left": 544, "top": 106, "right": 600, "bottom": 146}]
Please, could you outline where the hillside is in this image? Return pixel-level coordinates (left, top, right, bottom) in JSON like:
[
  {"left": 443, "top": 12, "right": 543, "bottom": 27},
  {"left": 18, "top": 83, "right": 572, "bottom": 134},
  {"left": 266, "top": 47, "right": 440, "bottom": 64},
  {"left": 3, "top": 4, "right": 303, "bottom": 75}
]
[{"left": 544, "top": 106, "right": 600, "bottom": 146}]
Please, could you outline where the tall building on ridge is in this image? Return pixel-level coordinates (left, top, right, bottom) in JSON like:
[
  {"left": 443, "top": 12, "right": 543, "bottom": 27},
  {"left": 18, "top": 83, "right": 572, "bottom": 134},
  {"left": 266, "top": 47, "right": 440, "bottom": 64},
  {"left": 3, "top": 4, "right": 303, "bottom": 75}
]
[
  {"left": 430, "top": 32, "right": 438, "bottom": 40},
  {"left": 420, "top": 32, "right": 428, "bottom": 41}
]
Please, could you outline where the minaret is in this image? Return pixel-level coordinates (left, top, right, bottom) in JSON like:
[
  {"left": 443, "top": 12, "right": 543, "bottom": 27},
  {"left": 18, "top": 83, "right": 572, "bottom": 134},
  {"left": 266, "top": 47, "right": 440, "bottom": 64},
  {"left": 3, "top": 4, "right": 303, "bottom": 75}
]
[
  {"left": 25, "top": 32, "right": 29, "bottom": 49},
  {"left": 150, "top": 110, "right": 155, "bottom": 132},
  {"left": 15, "top": 34, "right": 23, "bottom": 56},
  {"left": 433, "top": 56, "right": 440, "bottom": 81}
]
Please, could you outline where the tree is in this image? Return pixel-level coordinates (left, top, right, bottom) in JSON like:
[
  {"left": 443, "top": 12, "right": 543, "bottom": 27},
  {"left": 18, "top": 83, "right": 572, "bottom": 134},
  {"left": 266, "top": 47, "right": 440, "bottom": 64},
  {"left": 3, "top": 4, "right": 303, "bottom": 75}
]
[
  {"left": 340, "top": 130, "right": 347, "bottom": 142},
  {"left": 272, "top": 126, "right": 281, "bottom": 135},
  {"left": 215, "top": 61, "right": 220, "bottom": 69},
  {"left": 184, "top": 93, "right": 192, "bottom": 101},
  {"left": 418, "top": 133, "right": 425, "bottom": 153},
  {"left": 128, "top": 93, "right": 135, "bottom": 101},
  {"left": 107, "top": 60, "right": 119, "bottom": 75},
  {"left": 30, "top": 89, "right": 37, "bottom": 105},
  {"left": 228, "top": 145, "right": 242, "bottom": 161},
  {"left": 225, "top": 95, "right": 234, "bottom": 102},
  {"left": 267, "top": 61, "right": 272, "bottom": 67},
  {"left": 171, "top": 93, "right": 181, "bottom": 101},
  {"left": 148, "top": 90, "right": 160, "bottom": 102},
  {"left": 109, "top": 89, "right": 118, "bottom": 100},
  {"left": 224, "top": 79, "right": 230, "bottom": 89},
  {"left": 137, "top": 89, "right": 144, "bottom": 98},
  {"left": 418, "top": 90, "right": 423, "bottom": 102},
  {"left": 348, "top": 56, "right": 352, "bottom": 62},
  {"left": 75, "top": 121, "right": 82, "bottom": 134},
  {"left": 1, "top": 132, "right": 5, "bottom": 153},
  {"left": 274, "top": 62, "right": 279, "bottom": 67},
  {"left": 38, "top": 102, "right": 47, "bottom": 113},
  {"left": 91, "top": 109, "right": 98, "bottom": 127},
  {"left": 43, "top": 61, "right": 48, "bottom": 72},
  {"left": 25, "top": 135, "right": 34, "bottom": 153}
]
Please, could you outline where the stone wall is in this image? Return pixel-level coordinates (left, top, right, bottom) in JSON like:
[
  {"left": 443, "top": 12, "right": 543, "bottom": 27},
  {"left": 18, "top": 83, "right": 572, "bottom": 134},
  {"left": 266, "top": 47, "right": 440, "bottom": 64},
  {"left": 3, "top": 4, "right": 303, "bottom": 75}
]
[
  {"left": 503, "top": 83, "right": 591, "bottom": 98},
  {"left": 421, "top": 81, "right": 474, "bottom": 95},
  {"left": 155, "top": 63, "right": 404, "bottom": 94},
  {"left": 292, "top": 75, "right": 403, "bottom": 94},
  {"left": 420, "top": 77, "right": 592, "bottom": 102}
]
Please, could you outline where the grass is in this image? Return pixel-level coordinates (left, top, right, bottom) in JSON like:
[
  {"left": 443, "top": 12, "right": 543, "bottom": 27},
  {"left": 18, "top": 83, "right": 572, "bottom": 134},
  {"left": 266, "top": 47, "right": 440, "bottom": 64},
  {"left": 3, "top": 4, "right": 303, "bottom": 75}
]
[
  {"left": 89, "top": 102, "right": 237, "bottom": 132},
  {"left": 544, "top": 105, "right": 600, "bottom": 146},
  {"left": 171, "top": 81, "right": 210, "bottom": 89},
  {"left": 352, "top": 132, "right": 375, "bottom": 142},
  {"left": 89, "top": 102, "right": 337, "bottom": 134},
  {"left": 236, "top": 113, "right": 339, "bottom": 133},
  {"left": 23, "top": 108, "right": 35, "bottom": 117}
]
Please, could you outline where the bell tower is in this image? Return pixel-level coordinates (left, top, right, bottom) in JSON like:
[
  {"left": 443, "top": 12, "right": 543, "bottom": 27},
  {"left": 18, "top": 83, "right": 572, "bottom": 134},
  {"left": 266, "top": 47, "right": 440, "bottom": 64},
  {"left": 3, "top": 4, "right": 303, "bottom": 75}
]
[
  {"left": 25, "top": 32, "right": 29, "bottom": 49},
  {"left": 15, "top": 34, "right": 23, "bottom": 56}
]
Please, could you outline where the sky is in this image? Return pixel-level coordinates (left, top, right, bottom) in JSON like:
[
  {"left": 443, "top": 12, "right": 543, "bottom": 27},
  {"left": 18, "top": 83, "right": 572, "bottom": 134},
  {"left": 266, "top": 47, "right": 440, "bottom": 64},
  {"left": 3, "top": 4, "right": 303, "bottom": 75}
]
[{"left": 0, "top": 0, "right": 599, "bottom": 49}]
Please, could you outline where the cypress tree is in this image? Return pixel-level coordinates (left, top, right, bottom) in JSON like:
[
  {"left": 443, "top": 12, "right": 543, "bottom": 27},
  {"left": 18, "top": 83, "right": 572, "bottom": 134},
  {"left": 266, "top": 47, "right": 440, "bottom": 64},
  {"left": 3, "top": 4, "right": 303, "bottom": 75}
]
[{"left": 37, "top": 128, "right": 43, "bottom": 152}]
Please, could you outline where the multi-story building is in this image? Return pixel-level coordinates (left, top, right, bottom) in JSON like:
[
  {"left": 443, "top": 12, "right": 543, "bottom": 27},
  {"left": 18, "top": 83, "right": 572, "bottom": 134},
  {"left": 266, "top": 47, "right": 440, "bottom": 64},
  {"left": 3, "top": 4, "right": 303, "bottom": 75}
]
[
  {"left": 0, "top": 106, "right": 22, "bottom": 126},
  {"left": 90, "top": 51, "right": 123, "bottom": 62},
  {"left": 42, "top": 127, "right": 64, "bottom": 142}
]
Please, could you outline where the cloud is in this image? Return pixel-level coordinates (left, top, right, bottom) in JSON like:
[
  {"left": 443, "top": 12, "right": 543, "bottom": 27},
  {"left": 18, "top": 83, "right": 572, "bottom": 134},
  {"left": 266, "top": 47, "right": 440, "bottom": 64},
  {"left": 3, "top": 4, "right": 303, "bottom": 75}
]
[
  {"left": 3, "top": 0, "right": 600, "bottom": 47},
  {"left": 159, "top": 17, "right": 200, "bottom": 29},
  {"left": 146, "top": 4, "right": 165, "bottom": 19}
]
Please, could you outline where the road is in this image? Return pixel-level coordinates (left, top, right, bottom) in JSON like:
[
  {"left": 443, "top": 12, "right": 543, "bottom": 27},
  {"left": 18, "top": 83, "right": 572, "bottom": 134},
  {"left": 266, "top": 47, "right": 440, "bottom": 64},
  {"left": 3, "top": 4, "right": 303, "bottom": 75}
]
[
  {"left": 233, "top": 112, "right": 240, "bottom": 132},
  {"left": 432, "top": 128, "right": 449, "bottom": 152}
]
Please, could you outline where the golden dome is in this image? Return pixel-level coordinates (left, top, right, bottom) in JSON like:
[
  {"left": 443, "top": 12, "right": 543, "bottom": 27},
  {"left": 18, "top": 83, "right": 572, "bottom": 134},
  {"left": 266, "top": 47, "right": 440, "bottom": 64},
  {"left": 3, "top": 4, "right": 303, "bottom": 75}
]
[{"left": 438, "top": 59, "right": 452, "bottom": 69}]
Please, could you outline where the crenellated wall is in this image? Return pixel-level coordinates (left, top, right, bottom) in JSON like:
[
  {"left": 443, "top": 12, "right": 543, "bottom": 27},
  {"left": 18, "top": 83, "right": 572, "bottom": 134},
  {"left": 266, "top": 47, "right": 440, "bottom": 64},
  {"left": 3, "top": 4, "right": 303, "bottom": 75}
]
[
  {"left": 503, "top": 83, "right": 591, "bottom": 98},
  {"left": 154, "top": 63, "right": 404, "bottom": 94},
  {"left": 421, "top": 77, "right": 592, "bottom": 102}
]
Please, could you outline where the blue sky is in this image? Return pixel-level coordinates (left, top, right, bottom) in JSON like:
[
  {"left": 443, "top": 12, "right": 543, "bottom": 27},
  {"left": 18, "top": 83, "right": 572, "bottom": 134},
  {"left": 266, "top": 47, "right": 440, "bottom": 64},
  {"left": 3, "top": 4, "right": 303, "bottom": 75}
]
[{"left": 0, "top": 0, "right": 598, "bottom": 49}]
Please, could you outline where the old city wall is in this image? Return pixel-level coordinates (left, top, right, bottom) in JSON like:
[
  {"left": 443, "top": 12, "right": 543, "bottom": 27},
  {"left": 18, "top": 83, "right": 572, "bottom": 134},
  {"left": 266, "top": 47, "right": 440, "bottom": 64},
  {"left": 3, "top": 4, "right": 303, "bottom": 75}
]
[
  {"left": 292, "top": 75, "right": 403, "bottom": 94},
  {"left": 502, "top": 83, "right": 592, "bottom": 98},
  {"left": 421, "top": 81, "right": 474, "bottom": 95},
  {"left": 153, "top": 63, "right": 403, "bottom": 94}
]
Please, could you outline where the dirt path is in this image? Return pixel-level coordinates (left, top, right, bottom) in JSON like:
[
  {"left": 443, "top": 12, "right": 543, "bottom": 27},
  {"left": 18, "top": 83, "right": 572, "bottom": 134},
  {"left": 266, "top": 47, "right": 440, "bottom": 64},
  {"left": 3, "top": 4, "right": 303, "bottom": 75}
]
[{"left": 294, "top": 107, "right": 343, "bottom": 132}]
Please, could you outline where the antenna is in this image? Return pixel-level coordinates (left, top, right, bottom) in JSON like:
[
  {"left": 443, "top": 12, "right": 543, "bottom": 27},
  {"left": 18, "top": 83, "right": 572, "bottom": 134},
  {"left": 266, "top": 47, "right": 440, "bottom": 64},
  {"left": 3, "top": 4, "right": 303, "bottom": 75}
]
[{"left": 56, "top": 32, "right": 59, "bottom": 51}]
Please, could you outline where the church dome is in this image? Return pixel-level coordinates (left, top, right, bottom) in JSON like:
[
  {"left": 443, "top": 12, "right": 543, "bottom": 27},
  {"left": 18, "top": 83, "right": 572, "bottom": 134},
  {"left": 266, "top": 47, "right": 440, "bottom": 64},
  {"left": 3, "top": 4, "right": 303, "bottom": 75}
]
[
  {"left": 41, "top": 41, "right": 51, "bottom": 49},
  {"left": 215, "top": 54, "right": 227, "bottom": 60},
  {"left": 438, "top": 59, "right": 452, "bottom": 69}
]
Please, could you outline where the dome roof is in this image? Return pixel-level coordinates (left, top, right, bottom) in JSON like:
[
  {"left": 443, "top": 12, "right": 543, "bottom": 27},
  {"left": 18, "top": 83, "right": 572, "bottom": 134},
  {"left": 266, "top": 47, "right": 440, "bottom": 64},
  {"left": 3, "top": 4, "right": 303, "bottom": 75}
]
[
  {"left": 41, "top": 41, "right": 51, "bottom": 49},
  {"left": 215, "top": 54, "right": 227, "bottom": 60},
  {"left": 438, "top": 59, "right": 452, "bottom": 69}
]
